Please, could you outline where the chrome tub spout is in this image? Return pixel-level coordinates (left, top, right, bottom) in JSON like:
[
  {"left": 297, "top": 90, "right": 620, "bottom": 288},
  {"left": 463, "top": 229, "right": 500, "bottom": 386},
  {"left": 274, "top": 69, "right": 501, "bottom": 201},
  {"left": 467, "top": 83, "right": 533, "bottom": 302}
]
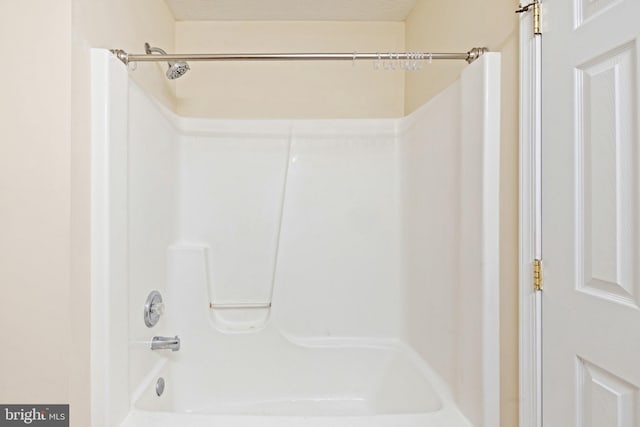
[{"left": 151, "top": 335, "right": 180, "bottom": 351}]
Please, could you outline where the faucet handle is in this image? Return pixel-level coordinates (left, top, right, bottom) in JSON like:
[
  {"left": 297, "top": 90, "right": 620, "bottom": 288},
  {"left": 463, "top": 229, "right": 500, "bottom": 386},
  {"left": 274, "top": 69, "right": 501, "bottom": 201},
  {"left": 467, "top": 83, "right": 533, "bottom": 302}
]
[
  {"left": 150, "top": 301, "right": 165, "bottom": 316},
  {"left": 144, "top": 291, "right": 164, "bottom": 328}
]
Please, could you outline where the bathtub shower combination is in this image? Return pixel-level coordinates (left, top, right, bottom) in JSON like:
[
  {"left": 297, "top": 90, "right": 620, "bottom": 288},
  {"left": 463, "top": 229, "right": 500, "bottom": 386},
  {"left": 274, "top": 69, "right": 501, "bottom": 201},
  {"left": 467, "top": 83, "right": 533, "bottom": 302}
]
[{"left": 91, "top": 47, "right": 501, "bottom": 427}]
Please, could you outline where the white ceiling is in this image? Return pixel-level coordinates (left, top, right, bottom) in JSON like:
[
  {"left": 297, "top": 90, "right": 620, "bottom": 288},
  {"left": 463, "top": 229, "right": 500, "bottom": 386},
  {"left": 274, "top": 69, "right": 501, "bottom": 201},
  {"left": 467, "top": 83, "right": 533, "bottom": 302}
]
[{"left": 164, "top": 0, "right": 418, "bottom": 21}]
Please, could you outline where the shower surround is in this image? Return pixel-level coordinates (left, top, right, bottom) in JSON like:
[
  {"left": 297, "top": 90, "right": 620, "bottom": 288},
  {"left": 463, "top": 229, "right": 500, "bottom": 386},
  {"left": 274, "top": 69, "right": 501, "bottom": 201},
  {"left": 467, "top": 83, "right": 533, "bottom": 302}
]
[{"left": 91, "top": 50, "right": 500, "bottom": 426}]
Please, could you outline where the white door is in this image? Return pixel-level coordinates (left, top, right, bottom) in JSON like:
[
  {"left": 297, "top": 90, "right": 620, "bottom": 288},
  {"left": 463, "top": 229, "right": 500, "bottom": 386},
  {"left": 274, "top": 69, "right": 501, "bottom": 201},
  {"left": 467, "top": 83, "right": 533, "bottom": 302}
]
[{"left": 542, "top": 0, "right": 640, "bottom": 425}]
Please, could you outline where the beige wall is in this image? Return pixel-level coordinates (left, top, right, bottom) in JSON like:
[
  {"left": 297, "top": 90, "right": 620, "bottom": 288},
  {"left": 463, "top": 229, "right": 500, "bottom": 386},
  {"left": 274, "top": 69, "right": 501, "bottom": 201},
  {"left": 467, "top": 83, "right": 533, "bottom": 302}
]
[
  {"left": 175, "top": 21, "right": 405, "bottom": 118},
  {"left": 498, "top": 35, "right": 520, "bottom": 427},
  {"left": 405, "top": 1, "right": 520, "bottom": 426},
  {"left": 0, "top": 0, "right": 72, "bottom": 405}
]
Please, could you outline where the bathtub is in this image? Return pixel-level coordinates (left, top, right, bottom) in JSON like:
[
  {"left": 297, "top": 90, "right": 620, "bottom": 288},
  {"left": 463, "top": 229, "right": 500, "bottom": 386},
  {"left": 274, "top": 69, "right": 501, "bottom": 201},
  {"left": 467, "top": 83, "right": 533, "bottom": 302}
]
[{"left": 122, "top": 330, "right": 472, "bottom": 427}]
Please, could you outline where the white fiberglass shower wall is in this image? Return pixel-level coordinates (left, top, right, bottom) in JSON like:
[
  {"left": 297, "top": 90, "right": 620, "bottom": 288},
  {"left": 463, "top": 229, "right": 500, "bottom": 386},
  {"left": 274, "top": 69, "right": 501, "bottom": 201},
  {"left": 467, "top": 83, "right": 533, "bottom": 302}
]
[{"left": 91, "top": 50, "right": 500, "bottom": 427}]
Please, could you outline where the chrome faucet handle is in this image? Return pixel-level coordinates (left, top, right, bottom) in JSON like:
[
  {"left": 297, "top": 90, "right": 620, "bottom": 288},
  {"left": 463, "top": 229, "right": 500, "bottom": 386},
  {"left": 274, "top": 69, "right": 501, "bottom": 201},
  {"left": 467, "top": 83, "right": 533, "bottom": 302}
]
[
  {"left": 150, "top": 301, "right": 164, "bottom": 316},
  {"left": 144, "top": 290, "right": 164, "bottom": 328}
]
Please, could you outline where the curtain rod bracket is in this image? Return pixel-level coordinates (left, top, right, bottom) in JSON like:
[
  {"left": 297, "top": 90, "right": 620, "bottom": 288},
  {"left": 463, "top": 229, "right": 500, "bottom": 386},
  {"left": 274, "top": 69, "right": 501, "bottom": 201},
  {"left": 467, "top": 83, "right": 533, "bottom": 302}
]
[
  {"left": 466, "top": 47, "right": 489, "bottom": 64},
  {"left": 110, "top": 49, "right": 129, "bottom": 65}
]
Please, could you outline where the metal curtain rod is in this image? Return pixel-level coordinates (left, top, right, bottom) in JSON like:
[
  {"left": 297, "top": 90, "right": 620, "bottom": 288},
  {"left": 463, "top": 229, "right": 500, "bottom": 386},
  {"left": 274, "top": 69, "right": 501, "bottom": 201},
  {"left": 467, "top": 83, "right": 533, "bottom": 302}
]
[{"left": 111, "top": 47, "right": 488, "bottom": 65}]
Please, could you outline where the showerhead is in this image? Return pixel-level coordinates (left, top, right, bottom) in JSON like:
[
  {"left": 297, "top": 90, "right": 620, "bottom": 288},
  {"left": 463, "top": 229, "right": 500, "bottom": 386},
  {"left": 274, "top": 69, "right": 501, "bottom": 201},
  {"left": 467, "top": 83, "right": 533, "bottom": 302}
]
[
  {"left": 144, "top": 42, "right": 190, "bottom": 80},
  {"left": 166, "top": 61, "right": 190, "bottom": 80}
]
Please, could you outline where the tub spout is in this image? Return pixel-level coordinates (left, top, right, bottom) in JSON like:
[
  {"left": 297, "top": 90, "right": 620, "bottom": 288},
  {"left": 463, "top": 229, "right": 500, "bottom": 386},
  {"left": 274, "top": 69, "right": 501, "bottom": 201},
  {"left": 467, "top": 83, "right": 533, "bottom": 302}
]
[{"left": 151, "top": 335, "right": 180, "bottom": 351}]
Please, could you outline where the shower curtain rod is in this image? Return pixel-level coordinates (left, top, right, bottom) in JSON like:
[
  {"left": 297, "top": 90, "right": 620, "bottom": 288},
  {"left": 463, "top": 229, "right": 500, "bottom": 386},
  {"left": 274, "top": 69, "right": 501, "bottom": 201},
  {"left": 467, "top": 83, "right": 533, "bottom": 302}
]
[{"left": 111, "top": 47, "right": 488, "bottom": 65}]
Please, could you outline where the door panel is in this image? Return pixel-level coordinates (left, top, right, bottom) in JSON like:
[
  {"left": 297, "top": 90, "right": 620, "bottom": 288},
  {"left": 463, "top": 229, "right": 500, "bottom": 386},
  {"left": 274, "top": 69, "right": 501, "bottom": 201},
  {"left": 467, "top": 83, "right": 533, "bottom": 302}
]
[
  {"left": 576, "top": 42, "right": 638, "bottom": 308},
  {"left": 542, "top": 0, "right": 640, "bottom": 425}
]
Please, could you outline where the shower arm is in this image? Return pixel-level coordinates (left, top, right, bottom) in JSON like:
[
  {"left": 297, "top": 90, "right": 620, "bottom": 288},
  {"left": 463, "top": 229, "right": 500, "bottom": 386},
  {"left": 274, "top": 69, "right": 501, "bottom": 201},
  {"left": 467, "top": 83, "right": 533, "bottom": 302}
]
[{"left": 110, "top": 47, "right": 488, "bottom": 65}]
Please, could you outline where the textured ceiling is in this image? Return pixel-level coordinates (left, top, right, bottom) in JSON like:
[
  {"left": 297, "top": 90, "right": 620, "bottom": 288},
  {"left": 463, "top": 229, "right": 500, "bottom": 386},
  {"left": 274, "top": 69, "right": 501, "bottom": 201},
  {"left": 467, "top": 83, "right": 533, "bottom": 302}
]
[{"left": 164, "top": 0, "right": 418, "bottom": 21}]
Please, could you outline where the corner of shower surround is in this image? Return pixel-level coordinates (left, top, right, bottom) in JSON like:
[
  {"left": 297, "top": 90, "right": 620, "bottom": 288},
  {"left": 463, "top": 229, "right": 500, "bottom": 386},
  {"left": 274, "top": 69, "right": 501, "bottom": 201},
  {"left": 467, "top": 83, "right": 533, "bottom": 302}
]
[{"left": 396, "top": 52, "right": 501, "bottom": 427}]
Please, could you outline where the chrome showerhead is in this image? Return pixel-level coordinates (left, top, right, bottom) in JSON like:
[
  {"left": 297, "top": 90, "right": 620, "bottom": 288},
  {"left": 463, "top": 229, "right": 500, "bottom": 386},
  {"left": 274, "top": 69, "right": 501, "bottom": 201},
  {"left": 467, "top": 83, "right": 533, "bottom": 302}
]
[
  {"left": 144, "top": 42, "right": 190, "bottom": 80},
  {"left": 166, "top": 61, "right": 190, "bottom": 80}
]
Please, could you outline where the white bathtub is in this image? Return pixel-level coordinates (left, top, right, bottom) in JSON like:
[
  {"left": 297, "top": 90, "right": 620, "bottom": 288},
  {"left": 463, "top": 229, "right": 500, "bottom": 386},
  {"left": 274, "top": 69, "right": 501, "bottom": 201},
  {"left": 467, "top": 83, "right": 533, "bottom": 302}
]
[{"left": 122, "top": 331, "right": 471, "bottom": 426}]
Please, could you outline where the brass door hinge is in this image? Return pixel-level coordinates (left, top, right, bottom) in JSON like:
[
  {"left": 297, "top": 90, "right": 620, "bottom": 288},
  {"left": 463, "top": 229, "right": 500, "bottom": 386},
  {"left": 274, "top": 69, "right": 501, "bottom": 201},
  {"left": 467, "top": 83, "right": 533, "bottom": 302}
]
[
  {"left": 516, "top": 1, "right": 541, "bottom": 35},
  {"left": 533, "top": 258, "right": 543, "bottom": 291}
]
